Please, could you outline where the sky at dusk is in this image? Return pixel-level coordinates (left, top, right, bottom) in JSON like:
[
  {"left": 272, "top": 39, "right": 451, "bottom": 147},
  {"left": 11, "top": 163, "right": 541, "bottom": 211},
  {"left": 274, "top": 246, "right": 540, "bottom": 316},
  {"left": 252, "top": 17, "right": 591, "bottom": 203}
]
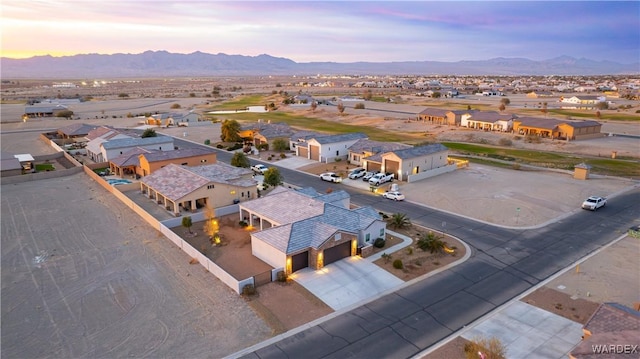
[{"left": 1, "top": 1, "right": 639, "bottom": 64}]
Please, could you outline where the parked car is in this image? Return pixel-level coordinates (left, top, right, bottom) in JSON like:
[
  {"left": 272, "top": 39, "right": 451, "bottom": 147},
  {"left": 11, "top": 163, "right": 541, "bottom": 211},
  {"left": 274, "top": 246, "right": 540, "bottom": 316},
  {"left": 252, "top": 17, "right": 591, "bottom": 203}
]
[
  {"left": 581, "top": 196, "right": 607, "bottom": 211},
  {"left": 362, "top": 171, "right": 378, "bottom": 181},
  {"left": 382, "top": 191, "right": 405, "bottom": 201},
  {"left": 369, "top": 172, "right": 394, "bottom": 186},
  {"left": 319, "top": 172, "right": 343, "bottom": 183},
  {"left": 251, "top": 164, "right": 269, "bottom": 174},
  {"left": 348, "top": 167, "right": 366, "bottom": 179}
]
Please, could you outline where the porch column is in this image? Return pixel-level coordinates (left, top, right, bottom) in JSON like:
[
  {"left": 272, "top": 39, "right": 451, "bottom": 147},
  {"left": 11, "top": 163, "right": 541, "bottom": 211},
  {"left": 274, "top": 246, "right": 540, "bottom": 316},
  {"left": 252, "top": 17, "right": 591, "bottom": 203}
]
[{"left": 190, "top": 199, "right": 196, "bottom": 212}]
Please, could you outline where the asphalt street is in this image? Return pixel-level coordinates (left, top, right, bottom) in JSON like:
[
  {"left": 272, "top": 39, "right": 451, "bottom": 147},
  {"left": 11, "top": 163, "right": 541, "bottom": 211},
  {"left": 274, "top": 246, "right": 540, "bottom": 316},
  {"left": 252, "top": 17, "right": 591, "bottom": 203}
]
[{"left": 221, "top": 149, "right": 640, "bottom": 359}]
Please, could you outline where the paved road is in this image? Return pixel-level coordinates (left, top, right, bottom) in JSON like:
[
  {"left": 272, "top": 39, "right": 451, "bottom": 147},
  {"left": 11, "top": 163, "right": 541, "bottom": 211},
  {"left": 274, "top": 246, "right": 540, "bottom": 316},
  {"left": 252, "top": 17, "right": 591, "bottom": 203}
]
[{"left": 227, "top": 153, "right": 640, "bottom": 358}]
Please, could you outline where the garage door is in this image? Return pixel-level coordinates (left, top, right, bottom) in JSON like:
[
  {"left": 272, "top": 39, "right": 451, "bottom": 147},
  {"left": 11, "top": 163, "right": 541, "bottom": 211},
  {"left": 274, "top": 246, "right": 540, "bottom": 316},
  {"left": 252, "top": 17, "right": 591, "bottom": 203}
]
[
  {"left": 385, "top": 160, "right": 400, "bottom": 178},
  {"left": 323, "top": 242, "right": 351, "bottom": 266},
  {"left": 310, "top": 145, "right": 320, "bottom": 161},
  {"left": 291, "top": 251, "right": 309, "bottom": 273},
  {"left": 298, "top": 147, "right": 308, "bottom": 158}
]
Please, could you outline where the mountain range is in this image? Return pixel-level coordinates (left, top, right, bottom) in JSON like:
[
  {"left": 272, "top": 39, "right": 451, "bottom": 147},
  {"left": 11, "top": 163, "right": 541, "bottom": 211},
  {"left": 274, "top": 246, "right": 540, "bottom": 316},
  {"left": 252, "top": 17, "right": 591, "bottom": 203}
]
[{"left": 1, "top": 51, "right": 638, "bottom": 79}]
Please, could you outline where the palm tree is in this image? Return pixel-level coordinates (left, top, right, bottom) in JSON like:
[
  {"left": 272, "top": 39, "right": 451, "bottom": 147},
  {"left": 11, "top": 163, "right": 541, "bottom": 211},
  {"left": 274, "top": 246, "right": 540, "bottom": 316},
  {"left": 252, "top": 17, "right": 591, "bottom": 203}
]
[
  {"left": 417, "top": 232, "right": 446, "bottom": 254},
  {"left": 389, "top": 213, "right": 411, "bottom": 229}
]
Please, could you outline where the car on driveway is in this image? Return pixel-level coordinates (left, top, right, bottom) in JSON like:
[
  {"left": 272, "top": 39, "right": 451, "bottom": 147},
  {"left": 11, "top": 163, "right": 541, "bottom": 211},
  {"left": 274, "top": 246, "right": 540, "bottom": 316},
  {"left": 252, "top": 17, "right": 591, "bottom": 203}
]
[
  {"left": 362, "top": 171, "right": 378, "bottom": 181},
  {"left": 382, "top": 191, "right": 405, "bottom": 201},
  {"left": 320, "top": 172, "right": 343, "bottom": 183},
  {"left": 251, "top": 164, "right": 269, "bottom": 174},
  {"left": 369, "top": 172, "right": 394, "bottom": 186},
  {"left": 582, "top": 196, "right": 607, "bottom": 210},
  {"left": 348, "top": 167, "right": 366, "bottom": 179}
]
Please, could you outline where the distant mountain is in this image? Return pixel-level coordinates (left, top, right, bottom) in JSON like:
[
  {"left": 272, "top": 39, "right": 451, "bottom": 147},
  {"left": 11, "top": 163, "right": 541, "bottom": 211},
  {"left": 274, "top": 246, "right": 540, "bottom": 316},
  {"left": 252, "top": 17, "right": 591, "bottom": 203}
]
[{"left": 1, "top": 51, "right": 637, "bottom": 78}]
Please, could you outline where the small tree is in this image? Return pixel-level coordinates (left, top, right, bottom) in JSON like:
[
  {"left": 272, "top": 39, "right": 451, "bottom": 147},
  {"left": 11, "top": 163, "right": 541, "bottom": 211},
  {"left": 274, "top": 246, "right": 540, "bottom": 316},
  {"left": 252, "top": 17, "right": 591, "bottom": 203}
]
[
  {"left": 263, "top": 167, "right": 283, "bottom": 187},
  {"left": 499, "top": 103, "right": 506, "bottom": 112},
  {"left": 141, "top": 128, "right": 157, "bottom": 138},
  {"left": 202, "top": 206, "right": 220, "bottom": 245},
  {"left": 337, "top": 102, "right": 345, "bottom": 115},
  {"left": 170, "top": 103, "right": 181, "bottom": 109},
  {"left": 310, "top": 101, "right": 318, "bottom": 112},
  {"left": 363, "top": 90, "right": 373, "bottom": 101},
  {"left": 230, "top": 152, "right": 250, "bottom": 168},
  {"left": 182, "top": 216, "right": 193, "bottom": 234},
  {"left": 220, "top": 119, "right": 241, "bottom": 142},
  {"left": 464, "top": 336, "right": 506, "bottom": 359},
  {"left": 118, "top": 93, "right": 129, "bottom": 98},
  {"left": 272, "top": 138, "right": 288, "bottom": 152},
  {"left": 432, "top": 92, "right": 441, "bottom": 98},
  {"left": 354, "top": 102, "right": 365, "bottom": 109},
  {"left": 389, "top": 213, "right": 411, "bottom": 229},
  {"left": 500, "top": 97, "right": 511, "bottom": 106}
]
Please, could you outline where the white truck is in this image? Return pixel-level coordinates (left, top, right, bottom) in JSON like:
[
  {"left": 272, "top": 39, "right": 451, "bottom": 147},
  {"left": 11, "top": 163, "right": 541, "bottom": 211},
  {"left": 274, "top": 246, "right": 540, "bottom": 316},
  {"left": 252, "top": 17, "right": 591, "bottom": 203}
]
[
  {"left": 581, "top": 196, "right": 607, "bottom": 211},
  {"left": 369, "top": 172, "right": 394, "bottom": 186}
]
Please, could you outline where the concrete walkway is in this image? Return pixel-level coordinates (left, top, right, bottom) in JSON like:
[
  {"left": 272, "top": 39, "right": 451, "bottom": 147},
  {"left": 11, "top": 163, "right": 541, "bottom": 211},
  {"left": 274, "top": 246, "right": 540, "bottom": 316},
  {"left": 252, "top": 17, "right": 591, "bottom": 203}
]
[
  {"left": 290, "top": 230, "right": 413, "bottom": 311},
  {"left": 461, "top": 301, "right": 583, "bottom": 359}
]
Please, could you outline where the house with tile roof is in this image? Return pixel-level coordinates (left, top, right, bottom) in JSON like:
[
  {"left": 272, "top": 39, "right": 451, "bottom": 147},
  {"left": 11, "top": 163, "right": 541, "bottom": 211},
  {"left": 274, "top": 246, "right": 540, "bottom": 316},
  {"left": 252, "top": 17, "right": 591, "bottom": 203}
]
[
  {"left": 513, "top": 117, "right": 603, "bottom": 140},
  {"left": 368, "top": 144, "right": 451, "bottom": 182},
  {"left": 295, "top": 132, "right": 368, "bottom": 162},
  {"left": 239, "top": 187, "right": 385, "bottom": 274},
  {"left": 239, "top": 121, "right": 294, "bottom": 148},
  {"left": 461, "top": 110, "right": 517, "bottom": 132},
  {"left": 348, "top": 139, "right": 411, "bottom": 167},
  {"left": 569, "top": 302, "right": 640, "bottom": 359},
  {"left": 137, "top": 147, "right": 217, "bottom": 177},
  {"left": 140, "top": 163, "right": 257, "bottom": 216},
  {"left": 56, "top": 123, "right": 98, "bottom": 140},
  {"left": 108, "top": 147, "right": 156, "bottom": 177},
  {"left": 98, "top": 136, "right": 174, "bottom": 163},
  {"left": 24, "top": 104, "right": 69, "bottom": 118},
  {"left": 417, "top": 108, "right": 451, "bottom": 125}
]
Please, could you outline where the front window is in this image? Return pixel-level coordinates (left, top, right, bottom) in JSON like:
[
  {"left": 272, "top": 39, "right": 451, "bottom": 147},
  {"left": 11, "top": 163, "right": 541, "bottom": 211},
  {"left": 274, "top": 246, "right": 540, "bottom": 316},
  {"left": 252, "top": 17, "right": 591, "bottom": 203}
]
[{"left": 365, "top": 233, "right": 370, "bottom": 242}]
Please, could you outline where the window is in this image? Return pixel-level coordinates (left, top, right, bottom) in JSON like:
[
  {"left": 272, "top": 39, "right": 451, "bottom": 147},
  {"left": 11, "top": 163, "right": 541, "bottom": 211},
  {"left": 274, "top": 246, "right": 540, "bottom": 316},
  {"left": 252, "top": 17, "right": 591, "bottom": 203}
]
[
  {"left": 335, "top": 233, "right": 341, "bottom": 241},
  {"left": 200, "top": 159, "right": 207, "bottom": 163},
  {"left": 207, "top": 184, "right": 215, "bottom": 189},
  {"left": 181, "top": 162, "right": 188, "bottom": 166},
  {"left": 365, "top": 233, "right": 370, "bottom": 242},
  {"left": 379, "top": 228, "right": 385, "bottom": 237}
]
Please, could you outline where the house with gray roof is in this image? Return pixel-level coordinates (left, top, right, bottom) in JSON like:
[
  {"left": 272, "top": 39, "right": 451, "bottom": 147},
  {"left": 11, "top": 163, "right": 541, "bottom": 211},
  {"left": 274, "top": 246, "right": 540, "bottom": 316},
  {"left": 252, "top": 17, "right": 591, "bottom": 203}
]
[
  {"left": 348, "top": 139, "right": 411, "bottom": 167},
  {"left": 56, "top": 123, "right": 98, "bottom": 139},
  {"left": 140, "top": 163, "right": 257, "bottom": 216},
  {"left": 24, "top": 104, "right": 68, "bottom": 118},
  {"left": 99, "top": 136, "right": 174, "bottom": 163},
  {"left": 295, "top": 132, "right": 368, "bottom": 163},
  {"left": 362, "top": 143, "right": 451, "bottom": 182},
  {"left": 239, "top": 187, "right": 385, "bottom": 274}
]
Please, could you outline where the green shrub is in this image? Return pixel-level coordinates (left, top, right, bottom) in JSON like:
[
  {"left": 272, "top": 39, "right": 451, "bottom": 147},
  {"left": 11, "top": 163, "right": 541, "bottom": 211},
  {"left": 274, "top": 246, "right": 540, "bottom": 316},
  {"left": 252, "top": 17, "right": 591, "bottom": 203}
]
[
  {"left": 216, "top": 144, "right": 224, "bottom": 149},
  {"left": 238, "top": 220, "right": 248, "bottom": 227},
  {"left": 242, "top": 284, "right": 257, "bottom": 296},
  {"left": 227, "top": 143, "right": 243, "bottom": 151},
  {"left": 280, "top": 153, "right": 286, "bottom": 159},
  {"left": 374, "top": 237, "right": 386, "bottom": 248},
  {"left": 277, "top": 271, "right": 287, "bottom": 282},
  {"left": 392, "top": 259, "right": 403, "bottom": 269}
]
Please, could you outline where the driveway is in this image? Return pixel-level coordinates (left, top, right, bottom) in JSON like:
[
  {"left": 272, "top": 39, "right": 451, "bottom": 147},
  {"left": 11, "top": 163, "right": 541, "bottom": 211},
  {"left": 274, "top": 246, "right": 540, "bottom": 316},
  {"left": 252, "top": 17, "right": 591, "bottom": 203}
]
[{"left": 290, "top": 256, "right": 404, "bottom": 311}]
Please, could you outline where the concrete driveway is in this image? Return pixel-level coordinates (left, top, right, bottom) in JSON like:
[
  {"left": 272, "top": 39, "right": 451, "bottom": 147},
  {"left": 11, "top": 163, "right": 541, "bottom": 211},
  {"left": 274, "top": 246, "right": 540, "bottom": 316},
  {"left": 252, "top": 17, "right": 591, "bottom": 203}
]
[{"left": 290, "top": 256, "right": 404, "bottom": 311}]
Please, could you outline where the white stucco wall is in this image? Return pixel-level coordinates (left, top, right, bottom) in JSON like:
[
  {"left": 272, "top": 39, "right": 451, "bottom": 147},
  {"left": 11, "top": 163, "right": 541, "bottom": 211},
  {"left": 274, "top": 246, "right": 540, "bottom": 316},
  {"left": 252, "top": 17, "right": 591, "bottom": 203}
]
[{"left": 251, "top": 236, "right": 286, "bottom": 269}]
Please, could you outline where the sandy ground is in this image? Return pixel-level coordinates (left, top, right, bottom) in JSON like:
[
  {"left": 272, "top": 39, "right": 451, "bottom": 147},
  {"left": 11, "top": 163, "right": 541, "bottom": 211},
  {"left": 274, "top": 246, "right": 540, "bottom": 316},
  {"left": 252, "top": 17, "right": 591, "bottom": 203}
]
[{"left": 0, "top": 175, "right": 272, "bottom": 358}]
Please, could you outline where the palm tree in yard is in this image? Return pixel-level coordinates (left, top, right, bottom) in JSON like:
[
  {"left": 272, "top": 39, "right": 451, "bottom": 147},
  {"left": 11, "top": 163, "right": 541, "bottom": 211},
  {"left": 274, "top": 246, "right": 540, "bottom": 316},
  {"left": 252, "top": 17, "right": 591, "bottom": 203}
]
[
  {"left": 389, "top": 213, "right": 411, "bottom": 229},
  {"left": 417, "top": 232, "right": 446, "bottom": 254}
]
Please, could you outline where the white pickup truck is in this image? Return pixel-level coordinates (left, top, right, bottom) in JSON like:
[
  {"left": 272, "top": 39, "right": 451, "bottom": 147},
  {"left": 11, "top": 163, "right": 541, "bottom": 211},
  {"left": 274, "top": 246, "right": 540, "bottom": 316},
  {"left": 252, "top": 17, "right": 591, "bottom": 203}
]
[
  {"left": 581, "top": 196, "right": 607, "bottom": 211},
  {"left": 369, "top": 172, "right": 394, "bottom": 186}
]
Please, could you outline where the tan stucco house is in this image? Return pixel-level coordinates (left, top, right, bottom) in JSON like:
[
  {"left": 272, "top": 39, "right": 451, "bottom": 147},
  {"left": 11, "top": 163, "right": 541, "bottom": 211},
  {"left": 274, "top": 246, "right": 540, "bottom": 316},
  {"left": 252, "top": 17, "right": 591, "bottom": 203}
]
[
  {"left": 140, "top": 163, "right": 257, "bottom": 216},
  {"left": 513, "top": 117, "right": 603, "bottom": 140}
]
